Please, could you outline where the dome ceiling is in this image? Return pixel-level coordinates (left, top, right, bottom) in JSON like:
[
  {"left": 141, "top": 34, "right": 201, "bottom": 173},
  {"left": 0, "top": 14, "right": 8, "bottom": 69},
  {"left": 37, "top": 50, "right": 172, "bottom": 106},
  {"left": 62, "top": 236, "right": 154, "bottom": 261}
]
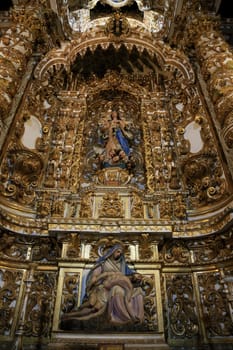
[{"left": 0, "top": 1, "right": 233, "bottom": 46}]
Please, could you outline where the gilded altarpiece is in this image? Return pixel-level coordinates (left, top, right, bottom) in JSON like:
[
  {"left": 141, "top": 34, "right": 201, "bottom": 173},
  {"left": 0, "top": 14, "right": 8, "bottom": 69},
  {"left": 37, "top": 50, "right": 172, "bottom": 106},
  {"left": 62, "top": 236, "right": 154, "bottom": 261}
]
[{"left": 0, "top": 10, "right": 233, "bottom": 348}]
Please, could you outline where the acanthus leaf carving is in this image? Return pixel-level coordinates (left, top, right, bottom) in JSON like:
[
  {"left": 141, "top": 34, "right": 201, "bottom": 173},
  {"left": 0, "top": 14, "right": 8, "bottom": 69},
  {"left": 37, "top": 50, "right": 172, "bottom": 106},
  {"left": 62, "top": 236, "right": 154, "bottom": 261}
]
[{"left": 1, "top": 149, "right": 43, "bottom": 205}]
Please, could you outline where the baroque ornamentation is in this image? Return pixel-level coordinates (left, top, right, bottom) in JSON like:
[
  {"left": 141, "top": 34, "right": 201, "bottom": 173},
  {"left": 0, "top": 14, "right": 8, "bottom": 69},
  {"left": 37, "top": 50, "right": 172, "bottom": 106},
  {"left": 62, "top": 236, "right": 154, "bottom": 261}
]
[
  {"left": 0, "top": 2, "right": 233, "bottom": 350},
  {"left": 99, "top": 192, "right": 124, "bottom": 218},
  {"left": 141, "top": 274, "right": 158, "bottom": 331},
  {"left": 0, "top": 232, "right": 27, "bottom": 260},
  {"left": 65, "top": 233, "right": 81, "bottom": 259},
  {"left": 173, "top": 194, "right": 187, "bottom": 220},
  {"left": 0, "top": 4, "right": 55, "bottom": 130},
  {"left": 166, "top": 274, "right": 199, "bottom": 338},
  {"left": 182, "top": 153, "right": 226, "bottom": 207},
  {"left": 161, "top": 240, "right": 190, "bottom": 264},
  {"left": 138, "top": 233, "right": 153, "bottom": 260},
  {"left": 0, "top": 269, "right": 22, "bottom": 336},
  {"left": 24, "top": 272, "right": 57, "bottom": 337},
  {"left": 187, "top": 230, "right": 233, "bottom": 264},
  {"left": 90, "top": 237, "right": 126, "bottom": 260},
  {"left": 131, "top": 192, "right": 144, "bottom": 218},
  {"left": 95, "top": 168, "right": 132, "bottom": 186},
  {"left": 61, "top": 272, "right": 80, "bottom": 314},
  {"left": 198, "top": 272, "right": 233, "bottom": 337},
  {"left": 32, "top": 238, "right": 61, "bottom": 262},
  {"left": 79, "top": 192, "right": 93, "bottom": 218},
  {"left": 1, "top": 150, "right": 43, "bottom": 205},
  {"left": 187, "top": 13, "right": 233, "bottom": 149},
  {"left": 105, "top": 11, "right": 130, "bottom": 39}
]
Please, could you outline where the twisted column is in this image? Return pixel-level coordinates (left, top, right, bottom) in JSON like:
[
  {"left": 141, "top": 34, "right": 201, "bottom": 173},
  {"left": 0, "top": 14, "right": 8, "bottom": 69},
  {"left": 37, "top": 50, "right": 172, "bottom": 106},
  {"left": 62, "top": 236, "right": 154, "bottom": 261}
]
[
  {"left": 0, "top": 5, "right": 47, "bottom": 135},
  {"left": 188, "top": 14, "right": 233, "bottom": 149}
]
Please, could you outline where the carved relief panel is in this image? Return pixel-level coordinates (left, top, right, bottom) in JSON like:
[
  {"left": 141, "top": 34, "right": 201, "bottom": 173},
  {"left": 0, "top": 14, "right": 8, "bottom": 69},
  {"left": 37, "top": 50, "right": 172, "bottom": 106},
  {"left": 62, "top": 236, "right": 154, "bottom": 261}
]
[
  {"left": 0, "top": 268, "right": 24, "bottom": 337},
  {"left": 23, "top": 271, "right": 57, "bottom": 337},
  {"left": 165, "top": 273, "right": 199, "bottom": 340},
  {"left": 197, "top": 271, "right": 233, "bottom": 338}
]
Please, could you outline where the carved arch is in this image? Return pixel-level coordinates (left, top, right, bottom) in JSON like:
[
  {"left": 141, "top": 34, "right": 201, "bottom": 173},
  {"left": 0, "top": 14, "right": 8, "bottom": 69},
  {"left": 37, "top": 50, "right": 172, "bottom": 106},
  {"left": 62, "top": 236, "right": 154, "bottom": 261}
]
[{"left": 34, "top": 34, "right": 195, "bottom": 85}]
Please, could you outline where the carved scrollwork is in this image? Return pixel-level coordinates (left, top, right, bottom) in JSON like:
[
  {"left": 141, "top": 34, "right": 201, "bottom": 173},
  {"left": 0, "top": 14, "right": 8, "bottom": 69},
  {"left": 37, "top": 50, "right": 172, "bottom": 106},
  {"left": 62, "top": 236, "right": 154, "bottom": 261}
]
[
  {"left": 182, "top": 154, "right": 226, "bottom": 207},
  {"left": 79, "top": 192, "right": 93, "bottom": 218},
  {"left": 161, "top": 240, "right": 189, "bottom": 264},
  {"left": 190, "top": 14, "right": 233, "bottom": 149},
  {"left": 99, "top": 192, "right": 124, "bottom": 218},
  {"left": 187, "top": 231, "right": 233, "bottom": 264},
  {"left": 0, "top": 232, "right": 27, "bottom": 260},
  {"left": 0, "top": 233, "right": 16, "bottom": 257},
  {"left": 198, "top": 272, "right": 233, "bottom": 337},
  {"left": 66, "top": 234, "right": 81, "bottom": 259},
  {"left": 173, "top": 193, "right": 187, "bottom": 220},
  {"left": 159, "top": 198, "right": 172, "bottom": 219},
  {"left": 131, "top": 192, "right": 144, "bottom": 219},
  {"left": 0, "top": 269, "right": 22, "bottom": 335},
  {"left": 24, "top": 272, "right": 56, "bottom": 337},
  {"left": 139, "top": 234, "right": 153, "bottom": 260},
  {"left": 32, "top": 237, "right": 61, "bottom": 262},
  {"left": 105, "top": 11, "right": 130, "bottom": 39},
  {"left": 141, "top": 275, "right": 158, "bottom": 331},
  {"left": 195, "top": 238, "right": 223, "bottom": 263},
  {"left": 143, "top": 119, "right": 155, "bottom": 192},
  {"left": 166, "top": 274, "right": 199, "bottom": 338},
  {"left": 93, "top": 237, "right": 125, "bottom": 259},
  {"left": 36, "top": 196, "right": 51, "bottom": 218},
  {"left": 1, "top": 149, "right": 43, "bottom": 205},
  {"left": 61, "top": 273, "right": 80, "bottom": 314},
  {"left": 51, "top": 197, "right": 65, "bottom": 217}
]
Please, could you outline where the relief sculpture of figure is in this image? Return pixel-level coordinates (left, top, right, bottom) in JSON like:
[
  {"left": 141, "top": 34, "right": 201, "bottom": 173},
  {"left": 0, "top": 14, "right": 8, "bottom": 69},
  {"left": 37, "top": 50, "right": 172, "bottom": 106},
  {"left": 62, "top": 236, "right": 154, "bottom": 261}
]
[
  {"left": 61, "top": 244, "right": 144, "bottom": 329},
  {"left": 94, "top": 109, "right": 134, "bottom": 170}
]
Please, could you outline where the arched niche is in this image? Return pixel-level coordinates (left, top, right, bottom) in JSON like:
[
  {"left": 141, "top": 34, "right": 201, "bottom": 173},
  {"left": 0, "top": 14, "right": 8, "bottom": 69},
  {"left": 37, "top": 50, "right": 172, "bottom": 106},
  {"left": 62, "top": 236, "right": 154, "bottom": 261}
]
[{"left": 81, "top": 84, "right": 145, "bottom": 190}]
